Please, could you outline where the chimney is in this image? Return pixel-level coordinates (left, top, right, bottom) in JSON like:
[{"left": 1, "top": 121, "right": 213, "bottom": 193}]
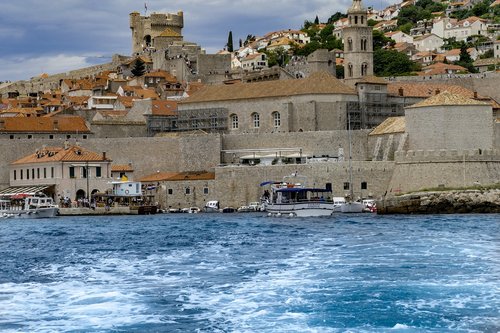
[
  {"left": 473, "top": 91, "right": 478, "bottom": 99},
  {"left": 53, "top": 119, "right": 59, "bottom": 130},
  {"left": 435, "top": 88, "right": 440, "bottom": 95},
  {"left": 398, "top": 87, "right": 404, "bottom": 96},
  {"left": 102, "top": 152, "right": 107, "bottom": 160}
]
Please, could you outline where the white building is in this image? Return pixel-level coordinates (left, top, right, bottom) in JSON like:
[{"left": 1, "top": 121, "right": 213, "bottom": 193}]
[
  {"left": 413, "top": 34, "right": 444, "bottom": 52},
  {"left": 385, "top": 31, "right": 414, "bottom": 44},
  {"left": 241, "top": 53, "right": 268, "bottom": 70}
]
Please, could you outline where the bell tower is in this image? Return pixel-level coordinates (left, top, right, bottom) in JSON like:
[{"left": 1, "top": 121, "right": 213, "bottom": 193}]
[{"left": 343, "top": 0, "right": 373, "bottom": 86}]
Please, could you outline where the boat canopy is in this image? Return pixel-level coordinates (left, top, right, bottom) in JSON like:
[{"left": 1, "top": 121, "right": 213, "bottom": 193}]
[
  {"left": 276, "top": 188, "right": 332, "bottom": 193},
  {"left": 0, "top": 185, "right": 50, "bottom": 197}
]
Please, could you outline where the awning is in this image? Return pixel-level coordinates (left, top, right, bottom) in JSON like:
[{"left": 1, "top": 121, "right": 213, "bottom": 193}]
[{"left": 0, "top": 185, "right": 51, "bottom": 197}]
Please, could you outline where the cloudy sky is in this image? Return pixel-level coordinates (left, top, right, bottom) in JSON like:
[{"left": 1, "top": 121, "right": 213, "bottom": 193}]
[{"left": 0, "top": 0, "right": 387, "bottom": 82}]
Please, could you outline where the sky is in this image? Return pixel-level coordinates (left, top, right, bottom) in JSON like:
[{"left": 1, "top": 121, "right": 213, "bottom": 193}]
[{"left": 0, "top": 0, "right": 389, "bottom": 82}]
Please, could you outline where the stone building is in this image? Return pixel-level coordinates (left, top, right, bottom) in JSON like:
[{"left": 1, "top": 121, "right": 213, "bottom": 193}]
[
  {"left": 343, "top": 0, "right": 374, "bottom": 87},
  {"left": 0, "top": 116, "right": 92, "bottom": 141},
  {"left": 4, "top": 144, "right": 112, "bottom": 201},
  {"left": 178, "top": 71, "right": 358, "bottom": 133},
  {"left": 130, "top": 11, "right": 184, "bottom": 55}
]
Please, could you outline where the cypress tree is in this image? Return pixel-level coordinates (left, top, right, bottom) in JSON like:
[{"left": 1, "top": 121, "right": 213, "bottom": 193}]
[
  {"left": 227, "top": 31, "right": 234, "bottom": 52},
  {"left": 314, "top": 15, "right": 320, "bottom": 25},
  {"left": 131, "top": 58, "right": 146, "bottom": 77}
]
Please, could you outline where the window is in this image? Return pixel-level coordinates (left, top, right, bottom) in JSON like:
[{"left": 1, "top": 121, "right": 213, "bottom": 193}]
[
  {"left": 96, "top": 167, "right": 102, "bottom": 178},
  {"left": 26, "top": 169, "right": 30, "bottom": 180},
  {"left": 210, "top": 116, "right": 218, "bottom": 129},
  {"left": 230, "top": 114, "right": 238, "bottom": 129},
  {"left": 168, "top": 189, "right": 173, "bottom": 195},
  {"left": 185, "top": 187, "right": 191, "bottom": 195},
  {"left": 66, "top": 135, "right": 71, "bottom": 139},
  {"left": 32, "top": 169, "right": 35, "bottom": 179},
  {"left": 37, "top": 168, "right": 40, "bottom": 179},
  {"left": 28, "top": 135, "right": 32, "bottom": 139},
  {"left": 191, "top": 118, "right": 198, "bottom": 129},
  {"left": 83, "top": 135, "right": 87, "bottom": 139},
  {"left": 81, "top": 167, "right": 87, "bottom": 179},
  {"left": 14, "top": 170, "right": 16, "bottom": 180},
  {"left": 343, "top": 182, "right": 350, "bottom": 190},
  {"left": 361, "top": 63, "right": 368, "bottom": 76},
  {"left": 20, "top": 170, "right": 23, "bottom": 180},
  {"left": 347, "top": 38, "right": 353, "bottom": 51},
  {"left": 44, "top": 168, "right": 47, "bottom": 178},
  {"left": 252, "top": 113, "right": 260, "bottom": 128},
  {"left": 51, "top": 167, "right": 54, "bottom": 178},
  {"left": 49, "top": 135, "right": 54, "bottom": 139},
  {"left": 348, "top": 63, "right": 353, "bottom": 77},
  {"left": 9, "top": 135, "right": 14, "bottom": 139},
  {"left": 361, "top": 182, "right": 368, "bottom": 190},
  {"left": 69, "top": 167, "right": 75, "bottom": 178},
  {"left": 203, "top": 187, "right": 209, "bottom": 195},
  {"left": 355, "top": 16, "right": 358, "bottom": 24},
  {"left": 272, "top": 112, "right": 281, "bottom": 128}
]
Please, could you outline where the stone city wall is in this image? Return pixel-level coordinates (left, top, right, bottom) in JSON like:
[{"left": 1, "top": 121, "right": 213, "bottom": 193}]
[
  {"left": 0, "top": 135, "right": 222, "bottom": 190},
  {"left": 222, "top": 130, "right": 372, "bottom": 161},
  {"left": 212, "top": 161, "right": 395, "bottom": 208}
]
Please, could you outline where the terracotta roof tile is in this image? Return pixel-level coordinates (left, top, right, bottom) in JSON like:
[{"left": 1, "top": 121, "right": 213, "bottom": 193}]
[
  {"left": 369, "top": 116, "right": 405, "bottom": 135},
  {"left": 0, "top": 116, "right": 91, "bottom": 133},
  {"left": 112, "top": 164, "right": 134, "bottom": 172},
  {"left": 12, "top": 145, "right": 110, "bottom": 165},
  {"left": 152, "top": 100, "right": 178, "bottom": 116},
  {"left": 181, "top": 71, "right": 355, "bottom": 104},
  {"left": 407, "top": 91, "right": 490, "bottom": 108},
  {"left": 387, "top": 82, "right": 477, "bottom": 98},
  {"left": 144, "top": 70, "right": 178, "bottom": 82}
]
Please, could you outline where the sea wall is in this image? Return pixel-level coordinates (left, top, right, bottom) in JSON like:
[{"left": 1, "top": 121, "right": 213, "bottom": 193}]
[
  {"left": 212, "top": 161, "right": 395, "bottom": 208},
  {"left": 0, "top": 134, "right": 221, "bottom": 189},
  {"left": 377, "top": 189, "right": 500, "bottom": 214}
]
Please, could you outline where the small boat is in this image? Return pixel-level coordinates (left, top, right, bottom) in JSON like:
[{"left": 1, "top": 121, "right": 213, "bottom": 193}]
[
  {"left": 204, "top": 200, "right": 220, "bottom": 213},
  {"left": 0, "top": 195, "right": 59, "bottom": 219},
  {"left": 261, "top": 174, "right": 335, "bottom": 217},
  {"left": 222, "top": 207, "right": 236, "bottom": 213}
]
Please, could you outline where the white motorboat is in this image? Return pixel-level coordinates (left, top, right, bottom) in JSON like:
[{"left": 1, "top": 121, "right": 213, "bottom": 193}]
[
  {"left": 261, "top": 174, "right": 335, "bottom": 217},
  {"left": 204, "top": 200, "right": 220, "bottom": 213},
  {"left": 0, "top": 195, "right": 59, "bottom": 219}
]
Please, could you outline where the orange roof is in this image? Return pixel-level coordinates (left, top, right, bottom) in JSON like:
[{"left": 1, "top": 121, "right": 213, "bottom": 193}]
[
  {"left": 67, "top": 96, "right": 89, "bottom": 105},
  {"left": 0, "top": 116, "right": 91, "bottom": 133},
  {"left": 12, "top": 145, "right": 110, "bottom": 165},
  {"left": 387, "top": 82, "right": 478, "bottom": 98},
  {"left": 135, "top": 89, "right": 159, "bottom": 99},
  {"left": 144, "top": 70, "right": 178, "bottom": 82},
  {"left": 139, "top": 171, "right": 215, "bottom": 182},
  {"left": 111, "top": 164, "right": 134, "bottom": 172},
  {"left": 420, "top": 62, "right": 467, "bottom": 75},
  {"left": 407, "top": 91, "right": 489, "bottom": 108},
  {"left": 117, "top": 96, "right": 135, "bottom": 108},
  {"left": 152, "top": 100, "right": 177, "bottom": 116}
]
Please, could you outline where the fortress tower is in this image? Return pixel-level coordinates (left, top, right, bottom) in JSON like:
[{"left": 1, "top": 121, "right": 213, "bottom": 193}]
[
  {"left": 130, "top": 11, "right": 184, "bottom": 55},
  {"left": 343, "top": 0, "right": 373, "bottom": 86}
]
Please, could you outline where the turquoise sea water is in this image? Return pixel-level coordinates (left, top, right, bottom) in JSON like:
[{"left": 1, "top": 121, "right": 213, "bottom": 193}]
[{"left": 0, "top": 213, "right": 498, "bottom": 332}]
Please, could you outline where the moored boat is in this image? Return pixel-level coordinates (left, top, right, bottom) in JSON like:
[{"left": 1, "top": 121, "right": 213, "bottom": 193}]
[
  {"left": 261, "top": 174, "right": 335, "bottom": 217},
  {"left": 0, "top": 194, "right": 59, "bottom": 219}
]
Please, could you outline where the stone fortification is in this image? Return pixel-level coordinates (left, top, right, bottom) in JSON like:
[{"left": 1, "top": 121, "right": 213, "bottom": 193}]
[
  {"left": 386, "top": 72, "right": 500, "bottom": 104},
  {"left": 0, "top": 55, "right": 127, "bottom": 97},
  {"left": 387, "top": 149, "right": 500, "bottom": 194},
  {"left": 377, "top": 189, "right": 500, "bottom": 214},
  {"left": 222, "top": 130, "right": 371, "bottom": 162},
  {"left": 0, "top": 135, "right": 221, "bottom": 189},
  {"left": 213, "top": 161, "right": 395, "bottom": 208}
]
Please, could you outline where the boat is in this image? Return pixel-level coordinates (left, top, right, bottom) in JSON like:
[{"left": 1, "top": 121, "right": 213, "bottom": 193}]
[
  {"left": 222, "top": 207, "right": 236, "bottom": 213},
  {"left": 204, "top": 200, "right": 220, "bottom": 213},
  {"left": 261, "top": 174, "right": 335, "bottom": 217},
  {"left": 338, "top": 112, "right": 364, "bottom": 214},
  {"left": 0, "top": 194, "right": 59, "bottom": 218}
]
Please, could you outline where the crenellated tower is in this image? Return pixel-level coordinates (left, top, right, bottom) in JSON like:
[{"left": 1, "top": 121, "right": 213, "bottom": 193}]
[
  {"left": 130, "top": 11, "right": 184, "bottom": 55},
  {"left": 343, "top": 0, "right": 373, "bottom": 86}
]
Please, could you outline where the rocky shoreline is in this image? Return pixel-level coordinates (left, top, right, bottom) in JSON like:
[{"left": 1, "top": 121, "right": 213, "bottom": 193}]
[{"left": 377, "top": 189, "right": 500, "bottom": 214}]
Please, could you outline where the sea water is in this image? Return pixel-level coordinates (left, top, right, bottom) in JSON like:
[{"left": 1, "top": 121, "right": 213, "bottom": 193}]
[{"left": 0, "top": 213, "right": 498, "bottom": 332}]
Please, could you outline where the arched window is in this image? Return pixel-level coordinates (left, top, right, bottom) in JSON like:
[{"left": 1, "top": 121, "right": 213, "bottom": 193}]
[
  {"left": 272, "top": 112, "right": 281, "bottom": 128},
  {"left": 347, "top": 38, "right": 353, "bottom": 51},
  {"left": 361, "top": 62, "right": 368, "bottom": 76},
  {"left": 252, "top": 113, "right": 260, "bottom": 128},
  {"left": 230, "top": 114, "right": 238, "bottom": 129},
  {"left": 355, "top": 16, "right": 358, "bottom": 24},
  {"left": 361, "top": 16, "right": 364, "bottom": 24},
  {"left": 363, "top": 39, "right": 368, "bottom": 51},
  {"left": 361, "top": 38, "right": 366, "bottom": 50},
  {"left": 348, "top": 63, "right": 353, "bottom": 77}
]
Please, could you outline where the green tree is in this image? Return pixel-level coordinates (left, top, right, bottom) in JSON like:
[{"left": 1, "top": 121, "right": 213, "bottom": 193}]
[
  {"left": 397, "top": 6, "right": 432, "bottom": 26},
  {"left": 373, "top": 30, "right": 394, "bottom": 50},
  {"left": 131, "top": 58, "right": 146, "bottom": 77},
  {"left": 263, "top": 47, "right": 289, "bottom": 67},
  {"left": 373, "top": 49, "right": 420, "bottom": 76},
  {"left": 314, "top": 15, "right": 320, "bottom": 25},
  {"left": 327, "top": 12, "right": 347, "bottom": 24},
  {"left": 367, "top": 19, "right": 378, "bottom": 26},
  {"left": 227, "top": 31, "right": 234, "bottom": 52},
  {"left": 455, "top": 44, "right": 477, "bottom": 72}
]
